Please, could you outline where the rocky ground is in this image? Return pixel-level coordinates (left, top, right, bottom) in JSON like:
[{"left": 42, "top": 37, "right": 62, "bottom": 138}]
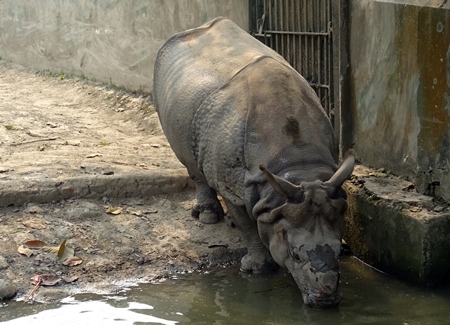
[{"left": 0, "top": 61, "right": 245, "bottom": 303}]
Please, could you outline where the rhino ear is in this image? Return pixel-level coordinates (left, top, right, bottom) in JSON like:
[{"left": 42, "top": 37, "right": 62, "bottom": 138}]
[
  {"left": 324, "top": 149, "right": 355, "bottom": 190},
  {"left": 259, "top": 165, "right": 304, "bottom": 202}
]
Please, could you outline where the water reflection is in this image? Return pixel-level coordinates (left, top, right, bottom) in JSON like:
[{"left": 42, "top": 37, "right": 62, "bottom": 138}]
[{"left": 2, "top": 256, "right": 450, "bottom": 324}]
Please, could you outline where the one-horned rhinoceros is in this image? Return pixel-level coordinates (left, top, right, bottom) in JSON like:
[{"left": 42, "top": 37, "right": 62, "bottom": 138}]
[{"left": 153, "top": 17, "right": 354, "bottom": 309}]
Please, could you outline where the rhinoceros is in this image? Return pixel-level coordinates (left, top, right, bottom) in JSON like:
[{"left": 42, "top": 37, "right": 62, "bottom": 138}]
[{"left": 153, "top": 17, "right": 354, "bottom": 308}]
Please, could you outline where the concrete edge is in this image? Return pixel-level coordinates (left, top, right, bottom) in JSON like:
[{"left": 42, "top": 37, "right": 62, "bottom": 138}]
[
  {"left": 0, "top": 168, "right": 193, "bottom": 207},
  {"left": 343, "top": 165, "right": 450, "bottom": 286}
]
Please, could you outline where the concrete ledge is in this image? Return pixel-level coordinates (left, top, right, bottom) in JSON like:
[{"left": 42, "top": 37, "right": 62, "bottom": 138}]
[
  {"left": 344, "top": 165, "right": 450, "bottom": 286},
  {"left": 0, "top": 168, "right": 192, "bottom": 207}
]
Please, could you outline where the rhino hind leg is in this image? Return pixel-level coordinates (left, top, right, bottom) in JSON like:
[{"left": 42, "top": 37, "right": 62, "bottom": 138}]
[
  {"left": 191, "top": 180, "right": 224, "bottom": 224},
  {"left": 223, "top": 199, "right": 278, "bottom": 273}
]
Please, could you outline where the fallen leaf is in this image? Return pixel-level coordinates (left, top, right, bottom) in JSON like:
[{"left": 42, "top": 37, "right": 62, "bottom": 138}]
[
  {"left": 58, "top": 240, "right": 75, "bottom": 261},
  {"left": 63, "top": 256, "right": 83, "bottom": 266},
  {"left": 22, "top": 219, "right": 47, "bottom": 229},
  {"left": 18, "top": 245, "right": 34, "bottom": 257},
  {"left": 62, "top": 275, "right": 79, "bottom": 283},
  {"left": 128, "top": 209, "right": 143, "bottom": 216},
  {"left": 106, "top": 206, "right": 123, "bottom": 215},
  {"left": 4, "top": 125, "right": 23, "bottom": 131},
  {"left": 86, "top": 153, "right": 102, "bottom": 158},
  {"left": 24, "top": 240, "right": 47, "bottom": 248},
  {"left": 37, "top": 274, "right": 62, "bottom": 286},
  {"left": 41, "top": 246, "right": 60, "bottom": 254},
  {"left": 40, "top": 240, "right": 75, "bottom": 261},
  {"left": 57, "top": 239, "right": 67, "bottom": 258},
  {"left": 30, "top": 274, "right": 42, "bottom": 285}
]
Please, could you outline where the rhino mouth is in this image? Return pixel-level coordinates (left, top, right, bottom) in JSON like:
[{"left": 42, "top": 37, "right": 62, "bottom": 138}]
[{"left": 302, "top": 290, "right": 342, "bottom": 309}]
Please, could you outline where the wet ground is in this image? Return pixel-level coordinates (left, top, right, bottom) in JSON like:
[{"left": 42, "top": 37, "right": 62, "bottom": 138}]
[{"left": 2, "top": 257, "right": 450, "bottom": 324}]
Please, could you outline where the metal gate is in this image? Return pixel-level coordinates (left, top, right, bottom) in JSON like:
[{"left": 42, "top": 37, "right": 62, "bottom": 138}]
[{"left": 250, "top": 0, "right": 335, "bottom": 124}]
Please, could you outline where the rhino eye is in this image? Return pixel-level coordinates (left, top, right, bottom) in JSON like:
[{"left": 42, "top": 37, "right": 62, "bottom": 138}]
[{"left": 292, "top": 252, "right": 300, "bottom": 260}]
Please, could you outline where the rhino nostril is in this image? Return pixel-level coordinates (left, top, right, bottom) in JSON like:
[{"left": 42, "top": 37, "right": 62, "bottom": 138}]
[{"left": 323, "top": 285, "right": 332, "bottom": 293}]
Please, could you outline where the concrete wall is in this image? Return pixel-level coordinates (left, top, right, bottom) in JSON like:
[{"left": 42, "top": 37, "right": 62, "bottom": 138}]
[
  {"left": 349, "top": 0, "right": 450, "bottom": 200},
  {"left": 0, "top": 0, "right": 249, "bottom": 93}
]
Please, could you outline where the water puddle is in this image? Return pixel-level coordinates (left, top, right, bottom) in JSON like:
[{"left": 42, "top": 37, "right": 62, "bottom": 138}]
[{"left": 1, "top": 256, "right": 450, "bottom": 324}]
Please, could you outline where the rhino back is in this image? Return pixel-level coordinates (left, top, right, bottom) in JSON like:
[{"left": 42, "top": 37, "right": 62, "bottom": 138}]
[
  {"left": 191, "top": 56, "right": 338, "bottom": 209},
  {"left": 154, "top": 17, "right": 337, "bottom": 208},
  {"left": 153, "top": 17, "right": 288, "bottom": 174}
]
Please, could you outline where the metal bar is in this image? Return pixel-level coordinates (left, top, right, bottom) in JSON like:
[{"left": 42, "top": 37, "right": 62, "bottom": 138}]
[
  {"left": 291, "top": 1, "right": 300, "bottom": 71},
  {"left": 280, "top": 0, "right": 284, "bottom": 62},
  {"left": 259, "top": 30, "right": 330, "bottom": 36},
  {"left": 309, "top": 84, "right": 330, "bottom": 90},
  {"left": 304, "top": 0, "right": 309, "bottom": 80}
]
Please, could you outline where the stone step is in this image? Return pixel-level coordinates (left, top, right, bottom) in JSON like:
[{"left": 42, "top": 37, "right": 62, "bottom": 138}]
[{"left": 344, "top": 165, "right": 450, "bottom": 286}]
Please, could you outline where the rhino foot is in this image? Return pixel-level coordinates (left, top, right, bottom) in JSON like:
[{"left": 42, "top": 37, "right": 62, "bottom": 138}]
[
  {"left": 191, "top": 180, "right": 224, "bottom": 224},
  {"left": 240, "top": 251, "right": 279, "bottom": 273},
  {"left": 199, "top": 210, "right": 219, "bottom": 224},
  {"left": 191, "top": 204, "right": 223, "bottom": 224}
]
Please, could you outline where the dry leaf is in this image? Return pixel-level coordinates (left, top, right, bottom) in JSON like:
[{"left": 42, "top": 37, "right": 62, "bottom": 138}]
[
  {"left": 86, "top": 153, "right": 102, "bottom": 158},
  {"left": 57, "top": 239, "right": 67, "bottom": 258},
  {"left": 34, "top": 274, "right": 62, "bottom": 286},
  {"left": 63, "top": 275, "right": 79, "bottom": 283},
  {"left": 106, "top": 206, "right": 123, "bottom": 215},
  {"left": 58, "top": 240, "right": 75, "bottom": 261},
  {"left": 22, "top": 220, "right": 47, "bottom": 229},
  {"left": 61, "top": 245, "right": 75, "bottom": 260},
  {"left": 63, "top": 256, "right": 83, "bottom": 266},
  {"left": 128, "top": 209, "right": 143, "bottom": 216},
  {"left": 18, "top": 245, "right": 34, "bottom": 257},
  {"left": 40, "top": 240, "right": 75, "bottom": 261},
  {"left": 24, "top": 240, "right": 47, "bottom": 248},
  {"left": 41, "top": 246, "right": 60, "bottom": 254},
  {"left": 30, "top": 274, "right": 42, "bottom": 285}
]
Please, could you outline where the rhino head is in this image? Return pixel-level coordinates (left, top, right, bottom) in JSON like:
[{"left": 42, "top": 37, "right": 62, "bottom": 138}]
[{"left": 257, "top": 152, "right": 354, "bottom": 309}]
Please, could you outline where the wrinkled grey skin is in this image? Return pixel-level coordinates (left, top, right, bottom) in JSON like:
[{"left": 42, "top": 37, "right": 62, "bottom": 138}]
[{"left": 153, "top": 17, "right": 354, "bottom": 309}]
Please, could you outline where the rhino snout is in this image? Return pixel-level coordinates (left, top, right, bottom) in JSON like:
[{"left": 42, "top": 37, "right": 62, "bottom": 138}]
[{"left": 302, "top": 287, "right": 342, "bottom": 309}]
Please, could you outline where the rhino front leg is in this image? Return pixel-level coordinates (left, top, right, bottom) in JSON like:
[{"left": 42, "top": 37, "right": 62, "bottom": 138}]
[
  {"left": 223, "top": 199, "right": 278, "bottom": 273},
  {"left": 191, "top": 179, "right": 224, "bottom": 224}
]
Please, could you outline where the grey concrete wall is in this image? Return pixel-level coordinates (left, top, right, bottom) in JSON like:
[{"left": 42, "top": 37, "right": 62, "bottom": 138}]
[
  {"left": 349, "top": 0, "right": 450, "bottom": 200},
  {"left": 0, "top": 0, "right": 249, "bottom": 93}
]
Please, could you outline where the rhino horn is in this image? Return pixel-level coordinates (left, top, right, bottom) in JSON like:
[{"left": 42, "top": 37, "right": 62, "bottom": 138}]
[
  {"left": 324, "top": 149, "right": 355, "bottom": 191},
  {"left": 259, "top": 165, "right": 304, "bottom": 202}
]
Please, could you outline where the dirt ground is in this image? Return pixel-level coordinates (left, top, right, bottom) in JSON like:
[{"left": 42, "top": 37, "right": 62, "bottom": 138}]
[{"left": 0, "top": 61, "right": 245, "bottom": 303}]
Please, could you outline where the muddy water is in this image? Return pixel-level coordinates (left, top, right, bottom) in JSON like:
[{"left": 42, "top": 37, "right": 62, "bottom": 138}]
[{"left": 2, "top": 256, "right": 450, "bottom": 324}]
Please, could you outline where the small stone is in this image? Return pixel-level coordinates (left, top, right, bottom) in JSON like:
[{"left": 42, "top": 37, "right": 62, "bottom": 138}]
[
  {"left": 0, "top": 279, "right": 17, "bottom": 301},
  {"left": 434, "top": 206, "right": 444, "bottom": 213},
  {"left": 67, "top": 140, "right": 81, "bottom": 146},
  {"left": 409, "top": 206, "right": 422, "bottom": 212},
  {"left": 25, "top": 205, "right": 44, "bottom": 214},
  {"left": 46, "top": 122, "right": 58, "bottom": 128}
]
